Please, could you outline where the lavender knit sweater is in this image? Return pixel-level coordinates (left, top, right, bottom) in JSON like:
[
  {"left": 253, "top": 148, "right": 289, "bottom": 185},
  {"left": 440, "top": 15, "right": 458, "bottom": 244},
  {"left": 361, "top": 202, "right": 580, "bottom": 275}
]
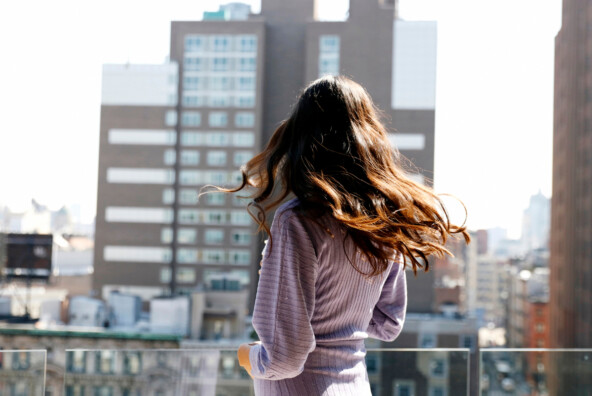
[{"left": 248, "top": 199, "right": 407, "bottom": 396}]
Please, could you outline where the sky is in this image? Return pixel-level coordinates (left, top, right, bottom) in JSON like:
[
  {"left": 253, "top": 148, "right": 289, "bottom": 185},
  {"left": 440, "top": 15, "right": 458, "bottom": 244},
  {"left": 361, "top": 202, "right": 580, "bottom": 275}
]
[{"left": 0, "top": 0, "right": 561, "bottom": 237}]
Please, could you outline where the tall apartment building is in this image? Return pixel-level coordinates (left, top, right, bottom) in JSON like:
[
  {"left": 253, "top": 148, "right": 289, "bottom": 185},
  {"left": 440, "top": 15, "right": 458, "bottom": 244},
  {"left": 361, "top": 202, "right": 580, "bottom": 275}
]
[
  {"left": 93, "top": 0, "right": 438, "bottom": 314},
  {"left": 550, "top": 0, "right": 592, "bottom": 349}
]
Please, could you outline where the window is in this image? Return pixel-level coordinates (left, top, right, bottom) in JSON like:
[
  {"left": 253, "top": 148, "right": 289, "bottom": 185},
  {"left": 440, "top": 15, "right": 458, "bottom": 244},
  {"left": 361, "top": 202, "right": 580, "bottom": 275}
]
[
  {"left": 162, "top": 188, "right": 174, "bottom": 204},
  {"left": 207, "top": 150, "right": 227, "bottom": 166},
  {"left": 236, "top": 76, "right": 256, "bottom": 91},
  {"left": 206, "top": 171, "right": 229, "bottom": 184},
  {"left": 209, "top": 76, "right": 232, "bottom": 91},
  {"left": 419, "top": 333, "right": 436, "bottom": 348},
  {"left": 160, "top": 268, "right": 172, "bottom": 283},
  {"left": 65, "top": 385, "right": 85, "bottom": 396},
  {"left": 235, "top": 94, "right": 255, "bottom": 107},
  {"left": 206, "top": 192, "right": 226, "bottom": 205},
  {"left": 183, "top": 77, "right": 205, "bottom": 91},
  {"left": 237, "top": 35, "right": 257, "bottom": 52},
  {"left": 320, "top": 35, "right": 340, "bottom": 53},
  {"left": 212, "top": 57, "right": 230, "bottom": 71},
  {"left": 233, "top": 151, "right": 253, "bottom": 166},
  {"left": 185, "top": 35, "right": 206, "bottom": 52},
  {"left": 536, "top": 323, "right": 545, "bottom": 333},
  {"left": 205, "top": 229, "right": 225, "bottom": 244},
  {"left": 66, "top": 351, "right": 86, "bottom": 373},
  {"left": 107, "top": 168, "right": 175, "bottom": 184},
  {"left": 233, "top": 132, "right": 255, "bottom": 147},
  {"left": 104, "top": 246, "right": 172, "bottom": 263},
  {"left": 206, "top": 132, "right": 231, "bottom": 147},
  {"left": 238, "top": 57, "right": 256, "bottom": 71},
  {"left": 163, "top": 149, "right": 176, "bottom": 165},
  {"left": 211, "top": 35, "right": 231, "bottom": 52},
  {"left": 123, "top": 352, "right": 142, "bottom": 375},
  {"left": 429, "top": 386, "right": 446, "bottom": 396},
  {"left": 95, "top": 351, "right": 115, "bottom": 374},
  {"left": 229, "top": 250, "right": 250, "bottom": 265},
  {"left": 182, "top": 93, "right": 206, "bottom": 107},
  {"left": 430, "top": 358, "right": 446, "bottom": 377},
  {"left": 178, "top": 249, "right": 198, "bottom": 264},
  {"left": 231, "top": 211, "right": 251, "bottom": 225},
  {"left": 209, "top": 111, "right": 228, "bottom": 127},
  {"left": 181, "top": 150, "right": 200, "bottom": 165},
  {"left": 165, "top": 111, "right": 177, "bottom": 126},
  {"left": 109, "top": 129, "right": 176, "bottom": 145},
  {"left": 10, "top": 383, "right": 28, "bottom": 396},
  {"left": 180, "top": 170, "right": 203, "bottom": 185},
  {"left": 181, "top": 132, "right": 205, "bottom": 146},
  {"left": 179, "top": 189, "right": 198, "bottom": 204},
  {"left": 235, "top": 112, "right": 255, "bottom": 127},
  {"left": 205, "top": 211, "right": 226, "bottom": 224},
  {"left": 460, "top": 335, "right": 475, "bottom": 351},
  {"left": 178, "top": 209, "right": 200, "bottom": 224},
  {"left": 178, "top": 228, "right": 197, "bottom": 244},
  {"left": 366, "top": 354, "right": 378, "bottom": 374},
  {"left": 208, "top": 94, "right": 231, "bottom": 107},
  {"left": 177, "top": 268, "right": 196, "bottom": 283},
  {"left": 181, "top": 111, "right": 201, "bottom": 126},
  {"left": 232, "top": 230, "right": 251, "bottom": 245},
  {"left": 184, "top": 56, "right": 205, "bottom": 71},
  {"left": 394, "top": 381, "right": 415, "bottom": 396},
  {"left": 93, "top": 387, "right": 113, "bottom": 396},
  {"left": 203, "top": 249, "right": 225, "bottom": 264},
  {"left": 319, "top": 57, "right": 339, "bottom": 77},
  {"left": 105, "top": 207, "right": 174, "bottom": 224},
  {"left": 161, "top": 228, "right": 173, "bottom": 244}
]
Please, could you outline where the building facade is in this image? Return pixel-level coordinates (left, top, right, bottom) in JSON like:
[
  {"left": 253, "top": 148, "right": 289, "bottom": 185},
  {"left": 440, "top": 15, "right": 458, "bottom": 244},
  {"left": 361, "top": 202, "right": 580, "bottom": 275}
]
[
  {"left": 550, "top": 0, "right": 592, "bottom": 349},
  {"left": 93, "top": 0, "right": 437, "bottom": 318}
]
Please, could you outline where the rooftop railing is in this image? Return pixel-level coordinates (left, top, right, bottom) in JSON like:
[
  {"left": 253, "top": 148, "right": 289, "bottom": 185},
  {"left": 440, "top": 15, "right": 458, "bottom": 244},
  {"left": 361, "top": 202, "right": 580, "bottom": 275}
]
[{"left": 1, "top": 348, "right": 591, "bottom": 395}]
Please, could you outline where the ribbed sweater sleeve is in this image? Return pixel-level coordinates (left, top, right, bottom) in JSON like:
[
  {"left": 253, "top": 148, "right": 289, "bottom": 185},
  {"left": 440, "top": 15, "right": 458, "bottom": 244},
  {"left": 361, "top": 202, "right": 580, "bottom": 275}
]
[
  {"left": 366, "top": 260, "right": 407, "bottom": 342},
  {"left": 249, "top": 209, "right": 318, "bottom": 380}
]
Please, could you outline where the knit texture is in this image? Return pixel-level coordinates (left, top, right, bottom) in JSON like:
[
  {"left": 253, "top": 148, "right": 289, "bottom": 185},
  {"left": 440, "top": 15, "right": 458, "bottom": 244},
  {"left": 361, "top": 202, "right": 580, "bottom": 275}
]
[{"left": 249, "top": 198, "right": 407, "bottom": 396}]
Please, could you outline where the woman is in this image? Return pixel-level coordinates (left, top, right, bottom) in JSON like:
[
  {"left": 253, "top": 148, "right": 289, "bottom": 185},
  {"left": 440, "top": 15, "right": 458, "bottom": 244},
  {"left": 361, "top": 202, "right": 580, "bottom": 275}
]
[{"left": 231, "top": 75, "right": 469, "bottom": 395}]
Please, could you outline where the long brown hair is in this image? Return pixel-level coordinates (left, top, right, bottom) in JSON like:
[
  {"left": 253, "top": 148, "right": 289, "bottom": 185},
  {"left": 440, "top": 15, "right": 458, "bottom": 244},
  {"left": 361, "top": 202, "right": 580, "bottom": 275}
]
[{"left": 226, "top": 75, "right": 469, "bottom": 276}]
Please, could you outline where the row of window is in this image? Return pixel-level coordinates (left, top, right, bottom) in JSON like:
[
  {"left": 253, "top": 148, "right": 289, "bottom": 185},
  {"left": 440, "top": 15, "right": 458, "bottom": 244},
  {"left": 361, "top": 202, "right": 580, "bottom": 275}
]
[
  {"left": 103, "top": 245, "right": 251, "bottom": 265},
  {"left": 181, "top": 131, "right": 255, "bottom": 147},
  {"left": 163, "top": 149, "right": 253, "bottom": 167},
  {"left": 107, "top": 168, "right": 242, "bottom": 186},
  {"left": 160, "top": 227, "right": 251, "bottom": 245},
  {"left": 108, "top": 129, "right": 255, "bottom": 147},
  {"left": 184, "top": 56, "right": 256, "bottom": 72},
  {"left": 183, "top": 92, "right": 255, "bottom": 108},
  {"left": 183, "top": 76, "right": 256, "bottom": 92},
  {"left": 105, "top": 207, "right": 252, "bottom": 225},
  {"left": 169, "top": 111, "right": 255, "bottom": 128},
  {"left": 185, "top": 35, "right": 257, "bottom": 53},
  {"left": 161, "top": 188, "right": 250, "bottom": 207}
]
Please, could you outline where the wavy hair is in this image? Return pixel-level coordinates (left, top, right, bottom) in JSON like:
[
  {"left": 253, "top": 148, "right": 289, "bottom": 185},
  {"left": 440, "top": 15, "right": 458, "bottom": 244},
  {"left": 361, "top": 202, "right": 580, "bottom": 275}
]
[{"left": 225, "top": 75, "right": 470, "bottom": 276}]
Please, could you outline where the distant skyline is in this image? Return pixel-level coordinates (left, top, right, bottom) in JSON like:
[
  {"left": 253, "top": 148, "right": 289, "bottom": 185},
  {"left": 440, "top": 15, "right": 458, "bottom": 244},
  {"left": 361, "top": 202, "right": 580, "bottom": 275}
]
[{"left": 0, "top": 0, "right": 560, "bottom": 237}]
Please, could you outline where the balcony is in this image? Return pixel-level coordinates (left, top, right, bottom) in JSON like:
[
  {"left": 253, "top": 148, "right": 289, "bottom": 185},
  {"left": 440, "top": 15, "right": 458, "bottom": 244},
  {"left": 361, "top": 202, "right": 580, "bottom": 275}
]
[{"left": 0, "top": 348, "right": 590, "bottom": 395}]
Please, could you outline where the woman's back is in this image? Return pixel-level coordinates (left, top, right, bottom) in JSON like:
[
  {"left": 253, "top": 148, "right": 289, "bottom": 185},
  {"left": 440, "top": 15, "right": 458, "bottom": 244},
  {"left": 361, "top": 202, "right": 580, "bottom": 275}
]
[{"left": 249, "top": 199, "right": 407, "bottom": 396}]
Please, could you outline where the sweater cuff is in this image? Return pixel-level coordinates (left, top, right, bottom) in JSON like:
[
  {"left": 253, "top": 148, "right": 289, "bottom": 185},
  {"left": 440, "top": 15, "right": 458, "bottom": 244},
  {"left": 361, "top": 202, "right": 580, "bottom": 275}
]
[{"left": 249, "top": 343, "right": 265, "bottom": 378}]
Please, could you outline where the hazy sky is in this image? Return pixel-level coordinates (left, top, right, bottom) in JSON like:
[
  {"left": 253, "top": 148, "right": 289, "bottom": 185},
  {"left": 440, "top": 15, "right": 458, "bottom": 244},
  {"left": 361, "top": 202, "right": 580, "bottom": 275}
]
[{"left": 0, "top": 0, "right": 561, "bottom": 237}]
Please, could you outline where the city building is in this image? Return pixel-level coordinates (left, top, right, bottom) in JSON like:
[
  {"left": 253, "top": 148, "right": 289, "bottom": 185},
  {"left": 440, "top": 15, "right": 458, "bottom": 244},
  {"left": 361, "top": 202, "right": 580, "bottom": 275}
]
[
  {"left": 550, "top": 0, "right": 592, "bottom": 349},
  {"left": 521, "top": 191, "right": 550, "bottom": 252},
  {"left": 93, "top": 0, "right": 438, "bottom": 325}
]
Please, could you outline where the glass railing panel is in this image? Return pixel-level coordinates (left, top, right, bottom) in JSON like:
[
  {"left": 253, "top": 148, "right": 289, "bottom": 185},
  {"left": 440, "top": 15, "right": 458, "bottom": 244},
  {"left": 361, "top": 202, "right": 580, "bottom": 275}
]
[
  {"left": 65, "top": 348, "right": 469, "bottom": 396},
  {"left": 480, "top": 348, "right": 592, "bottom": 395},
  {"left": 0, "top": 350, "right": 47, "bottom": 396},
  {"left": 367, "top": 348, "right": 471, "bottom": 396}
]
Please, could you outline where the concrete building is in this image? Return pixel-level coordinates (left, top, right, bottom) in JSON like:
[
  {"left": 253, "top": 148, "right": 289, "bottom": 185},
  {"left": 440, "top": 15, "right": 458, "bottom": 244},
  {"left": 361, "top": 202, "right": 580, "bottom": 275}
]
[
  {"left": 93, "top": 0, "right": 437, "bottom": 323},
  {"left": 550, "top": 0, "right": 592, "bottom": 349},
  {"left": 0, "top": 327, "right": 180, "bottom": 396}
]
